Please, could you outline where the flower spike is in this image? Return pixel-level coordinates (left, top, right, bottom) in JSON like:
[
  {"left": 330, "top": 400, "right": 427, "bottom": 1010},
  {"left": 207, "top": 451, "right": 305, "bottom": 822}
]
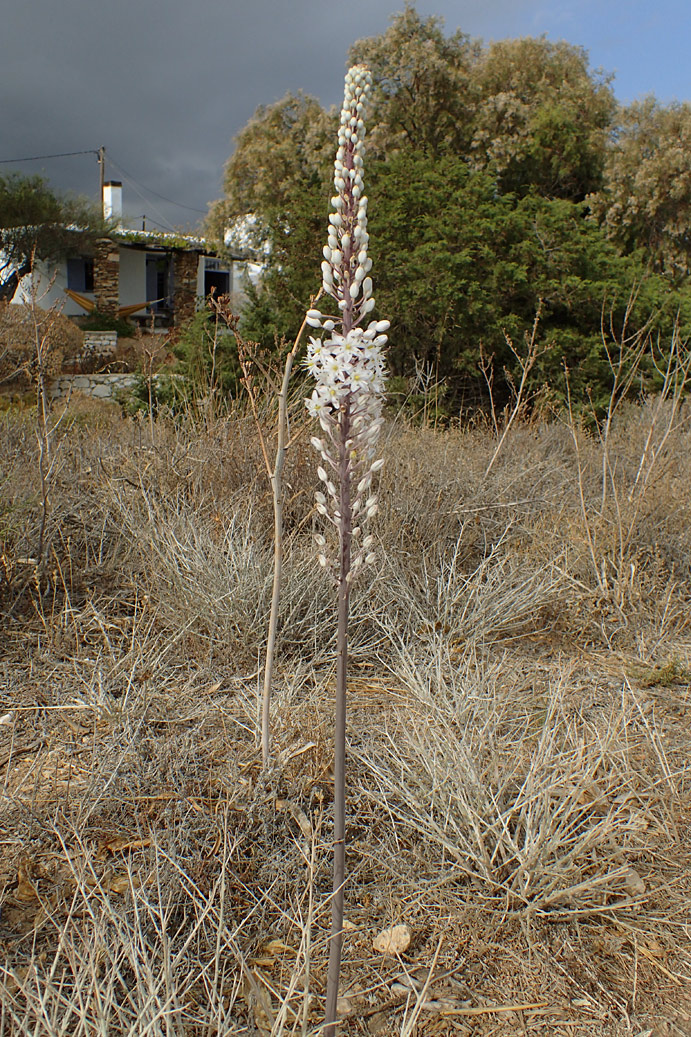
[{"left": 304, "top": 64, "right": 387, "bottom": 578}]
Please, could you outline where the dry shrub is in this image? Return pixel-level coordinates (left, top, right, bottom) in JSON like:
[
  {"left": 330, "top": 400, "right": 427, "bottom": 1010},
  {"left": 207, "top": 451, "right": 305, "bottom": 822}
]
[
  {"left": 2, "top": 396, "right": 691, "bottom": 1035},
  {"left": 353, "top": 646, "right": 674, "bottom": 916},
  {"left": 0, "top": 304, "right": 83, "bottom": 386}
]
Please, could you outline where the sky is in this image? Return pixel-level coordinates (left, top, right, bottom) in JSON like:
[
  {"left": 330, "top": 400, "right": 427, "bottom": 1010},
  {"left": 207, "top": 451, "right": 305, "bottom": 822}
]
[{"left": 1, "top": 0, "right": 689, "bottom": 233}]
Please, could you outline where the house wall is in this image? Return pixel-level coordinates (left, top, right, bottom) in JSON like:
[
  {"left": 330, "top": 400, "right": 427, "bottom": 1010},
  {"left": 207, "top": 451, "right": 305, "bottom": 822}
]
[
  {"left": 10, "top": 259, "right": 92, "bottom": 316},
  {"left": 195, "top": 256, "right": 250, "bottom": 313},
  {"left": 231, "top": 260, "right": 248, "bottom": 308},
  {"left": 6, "top": 245, "right": 248, "bottom": 320},
  {"left": 172, "top": 250, "right": 200, "bottom": 326},
  {"left": 196, "top": 258, "right": 209, "bottom": 298},
  {"left": 118, "top": 249, "right": 147, "bottom": 307},
  {"left": 93, "top": 238, "right": 119, "bottom": 315}
]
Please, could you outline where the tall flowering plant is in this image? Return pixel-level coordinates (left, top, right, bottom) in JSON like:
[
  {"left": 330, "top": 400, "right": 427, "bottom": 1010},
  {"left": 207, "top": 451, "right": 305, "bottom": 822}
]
[{"left": 304, "top": 64, "right": 389, "bottom": 1034}]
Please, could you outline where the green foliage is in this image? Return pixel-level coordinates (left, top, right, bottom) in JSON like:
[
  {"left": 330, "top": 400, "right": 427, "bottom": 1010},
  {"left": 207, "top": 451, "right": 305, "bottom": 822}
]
[
  {"left": 237, "top": 180, "right": 326, "bottom": 349},
  {"left": 350, "top": 9, "right": 616, "bottom": 201},
  {"left": 119, "top": 307, "right": 244, "bottom": 421},
  {"left": 116, "top": 372, "right": 182, "bottom": 419},
  {"left": 366, "top": 150, "right": 675, "bottom": 407},
  {"left": 172, "top": 308, "right": 241, "bottom": 400},
  {"left": 468, "top": 35, "right": 616, "bottom": 200},
  {"left": 211, "top": 5, "right": 690, "bottom": 411},
  {"left": 207, "top": 92, "right": 336, "bottom": 256},
  {"left": 349, "top": 4, "right": 481, "bottom": 159},
  {"left": 589, "top": 98, "right": 691, "bottom": 277},
  {"left": 78, "top": 310, "right": 135, "bottom": 338},
  {"left": 0, "top": 172, "right": 105, "bottom": 302}
]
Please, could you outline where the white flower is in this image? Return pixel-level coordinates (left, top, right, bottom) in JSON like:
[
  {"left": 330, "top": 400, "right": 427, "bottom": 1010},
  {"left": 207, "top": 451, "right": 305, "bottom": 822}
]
[{"left": 304, "top": 64, "right": 387, "bottom": 578}]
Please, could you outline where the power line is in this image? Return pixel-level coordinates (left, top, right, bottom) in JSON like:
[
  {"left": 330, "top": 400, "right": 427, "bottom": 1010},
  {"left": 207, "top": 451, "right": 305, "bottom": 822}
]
[
  {"left": 107, "top": 154, "right": 208, "bottom": 215},
  {"left": 0, "top": 146, "right": 209, "bottom": 220},
  {"left": 105, "top": 164, "right": 177, "bottom": 233},
  {"left": 0, "top": 148, "right": 99, "bottom": 164}
]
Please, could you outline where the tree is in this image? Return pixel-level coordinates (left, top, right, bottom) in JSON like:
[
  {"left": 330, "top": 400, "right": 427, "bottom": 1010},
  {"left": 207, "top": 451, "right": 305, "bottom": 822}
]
[
  {"left": 348, "top": 3, "right": 481, "bottom": 158},
  {"left": 207, "top": 92, "right": 336, "bottom": 252},
  {"left": 349, "top": 10, "right": 616, "bottom": 201},
  {"left": 210, "top": 8, "right": 687, "bottom": 409},
  {"left": 205, "top": 93, "right": 336, "bottom": 345},
  {"left": 589, "top": 97, "right": 691, "bottom": 277},
  {"left": 0, "top": 173, "right": 103, "bottom": 303},
  {"left": 366, "top": 149, "right": 661, "bottom": 407},
  {"left": 468, "top": 36, "right": 616, "bottom": 200}
]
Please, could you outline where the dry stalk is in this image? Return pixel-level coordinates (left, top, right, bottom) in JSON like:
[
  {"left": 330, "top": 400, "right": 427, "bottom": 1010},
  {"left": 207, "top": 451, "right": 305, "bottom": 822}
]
[
  {"left": 209, "top": 294, "right": 319, "bottom": 765},
  {"left": 483, "top": 302, "right": 545, "bottom": 479}
]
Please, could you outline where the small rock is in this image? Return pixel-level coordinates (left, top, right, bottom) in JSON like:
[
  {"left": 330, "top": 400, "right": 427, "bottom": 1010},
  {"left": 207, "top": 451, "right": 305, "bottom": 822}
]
[
  {"left": 336, "top": 996, "right": 354, "bottom": 1016},
  {"left": 623, "top": 868, "right": 646, "bottom": 896},
  {"left": 373, "top": 923, "right": 411, "bottom": 956}
]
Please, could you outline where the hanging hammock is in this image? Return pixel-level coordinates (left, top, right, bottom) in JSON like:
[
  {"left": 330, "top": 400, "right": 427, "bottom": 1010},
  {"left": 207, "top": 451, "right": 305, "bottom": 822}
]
[{"left": 64, "top": 288, "right": 164, "bottom": 318}]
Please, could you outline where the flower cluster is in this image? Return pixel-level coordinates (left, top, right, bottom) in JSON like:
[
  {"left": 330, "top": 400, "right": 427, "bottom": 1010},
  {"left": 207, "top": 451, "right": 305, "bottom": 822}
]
[{"left": 304, "top": 64, "right": 388, "bottom": 580}]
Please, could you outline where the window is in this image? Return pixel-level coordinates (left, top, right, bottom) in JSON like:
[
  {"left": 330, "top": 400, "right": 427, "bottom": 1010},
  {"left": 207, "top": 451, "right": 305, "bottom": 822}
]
[
  {"left": 67, "top": 257, "right": 94, "bottom": 293},
  {"left": 204, "top": 257, "right": 231, "bottom": 297}
]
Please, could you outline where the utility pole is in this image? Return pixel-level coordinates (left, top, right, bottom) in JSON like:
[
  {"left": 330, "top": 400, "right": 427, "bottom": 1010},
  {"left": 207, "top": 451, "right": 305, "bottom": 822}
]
[{"left": 97, "top": 146, "right": 106, "bottom": 216}]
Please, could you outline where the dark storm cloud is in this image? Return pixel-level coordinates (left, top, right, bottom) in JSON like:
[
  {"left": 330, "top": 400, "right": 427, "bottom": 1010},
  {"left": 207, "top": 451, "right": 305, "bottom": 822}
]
[
  {"left": 1, "top": 0, "right": 403, "bottom": 229},
  {"left": 1, "top": 0, "right": 687, "bottom": 231}
]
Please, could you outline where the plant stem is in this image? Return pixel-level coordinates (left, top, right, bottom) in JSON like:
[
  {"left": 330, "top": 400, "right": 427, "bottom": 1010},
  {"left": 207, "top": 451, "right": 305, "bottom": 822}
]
[
  {"left": 324, "top": 403, "right": 351, "bottom": 1036},
  {"left": 261, "top": 337, "right": 297, "bottom": 764},
  {"left": 261, "top": 307, "right": 317, "bottom": 765}
]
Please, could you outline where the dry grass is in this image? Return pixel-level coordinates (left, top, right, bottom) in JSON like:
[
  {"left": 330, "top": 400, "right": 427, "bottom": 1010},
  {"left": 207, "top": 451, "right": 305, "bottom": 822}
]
[
  {"left": 0, "top": 305, "right": 84, "bottom": 387},
  {"left": 1, "top": 396, "right": 691, "bottom": 1036}
]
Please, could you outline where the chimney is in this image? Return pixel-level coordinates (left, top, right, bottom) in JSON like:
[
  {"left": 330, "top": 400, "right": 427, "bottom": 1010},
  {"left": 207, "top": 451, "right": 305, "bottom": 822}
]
[{"left": 103, "top": 180, "right": 123, "bottom": 226}]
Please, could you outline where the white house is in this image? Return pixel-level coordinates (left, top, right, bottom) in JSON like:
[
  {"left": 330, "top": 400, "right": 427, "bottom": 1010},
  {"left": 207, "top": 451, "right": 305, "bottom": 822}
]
[{"left": 9, "top": 181, "right": 249, "bottom": 327}]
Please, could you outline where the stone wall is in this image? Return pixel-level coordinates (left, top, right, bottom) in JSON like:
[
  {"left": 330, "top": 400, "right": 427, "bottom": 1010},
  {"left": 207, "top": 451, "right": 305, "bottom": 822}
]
[
  {"left": 50, "top": 373, "right": 136, "bottom": 400},
  {"left": 93, "top": 238, "right": 120, "bottom": 316},
  {"left": 172, "top": 250, "right": 199, "bottom": 326},
  {"left": 81, "top": 331, "right": 118, "bottom": 362}
]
